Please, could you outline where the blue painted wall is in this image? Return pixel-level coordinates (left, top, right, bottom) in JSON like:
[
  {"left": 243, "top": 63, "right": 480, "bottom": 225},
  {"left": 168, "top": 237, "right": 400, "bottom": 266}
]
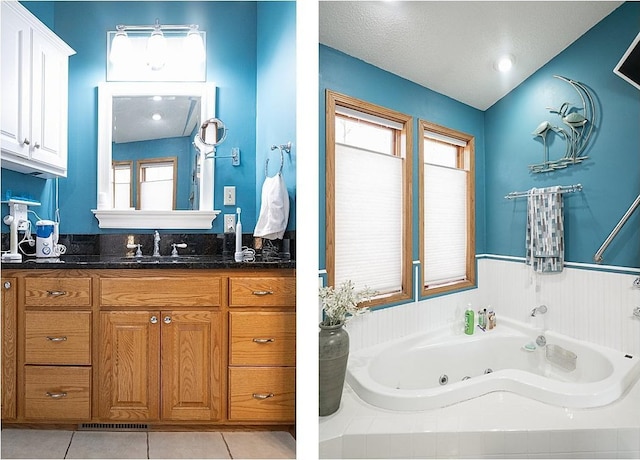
[
  {"left": 318, "top": 45, "right": 487, "bottom": 271},
  {"left": 485, "top": 2, "right": 639, "bottom": 268},
  {"left": 319, "top": 2, "right": 639, "bottom": 272},
  {"left": 2, "top": 1, "right": 296, "bottom": 235},
  {"left": 256, "top": 2, "right": 296, "bottom": 233}
]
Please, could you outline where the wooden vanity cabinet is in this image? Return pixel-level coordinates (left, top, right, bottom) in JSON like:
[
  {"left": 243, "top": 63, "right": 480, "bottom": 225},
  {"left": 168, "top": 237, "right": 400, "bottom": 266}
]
[
  {"left": 21, "top": 275, "right": 93, "bottom": 421},
  {"left": 228, "top": 276, "right": 296, "bottom": 423},
  {"left": 2, "top": 277, "right": 17, "bottom": 420},
  {"left": 2, "top": 268, "right": 295, "bottom": 427},
  {"left": 98, "top": 272, "right": 223, "bottom": 422}
]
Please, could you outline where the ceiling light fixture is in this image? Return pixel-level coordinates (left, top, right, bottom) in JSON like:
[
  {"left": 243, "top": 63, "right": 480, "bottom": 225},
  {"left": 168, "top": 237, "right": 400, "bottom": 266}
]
[{"left": 495, "top": 54, "right": 515, "bottom": 73}]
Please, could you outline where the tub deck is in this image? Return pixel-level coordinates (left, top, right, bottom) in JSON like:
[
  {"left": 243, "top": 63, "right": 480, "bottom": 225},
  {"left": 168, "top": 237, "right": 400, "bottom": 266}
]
[{"left": 319, "top": 376, "right": 640, "bottom": 458}]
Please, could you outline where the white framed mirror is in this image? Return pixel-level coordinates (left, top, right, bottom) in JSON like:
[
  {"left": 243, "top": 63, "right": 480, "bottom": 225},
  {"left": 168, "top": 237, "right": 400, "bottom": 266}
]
[{"left": 92, "top": 82, "right": 220, "bottom": 229}]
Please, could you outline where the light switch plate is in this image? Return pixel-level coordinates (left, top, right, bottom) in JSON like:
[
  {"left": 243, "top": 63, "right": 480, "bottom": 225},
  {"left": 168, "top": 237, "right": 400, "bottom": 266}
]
[{"left": 223, "top": 186, "right": 236, "bottom": 206}]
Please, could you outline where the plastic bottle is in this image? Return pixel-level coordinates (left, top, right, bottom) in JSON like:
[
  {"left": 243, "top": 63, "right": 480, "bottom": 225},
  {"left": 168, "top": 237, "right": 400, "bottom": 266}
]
[
  {"left": 464, "top": 306, "right": 475, "bottom": 335},
  {"left": 478, "top": 308, "right": 487, "bottom": 331}
]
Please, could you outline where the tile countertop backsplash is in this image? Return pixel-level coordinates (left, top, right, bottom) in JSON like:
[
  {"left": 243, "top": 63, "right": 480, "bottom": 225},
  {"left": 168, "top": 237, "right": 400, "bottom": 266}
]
[{"left": 0, "top": 231, "right": 295, "bottom": 269}]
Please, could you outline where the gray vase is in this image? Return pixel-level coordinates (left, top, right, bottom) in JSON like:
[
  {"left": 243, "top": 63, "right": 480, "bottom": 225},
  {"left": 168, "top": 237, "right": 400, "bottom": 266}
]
[{"left": 319, "top": 321, "right": 349, "bottom": 416}]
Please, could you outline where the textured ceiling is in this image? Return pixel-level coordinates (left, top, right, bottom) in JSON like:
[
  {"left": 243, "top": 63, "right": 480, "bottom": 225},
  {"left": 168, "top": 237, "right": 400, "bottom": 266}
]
[{"left": 319, "top": 1, "right": 623, "bottom": 110}]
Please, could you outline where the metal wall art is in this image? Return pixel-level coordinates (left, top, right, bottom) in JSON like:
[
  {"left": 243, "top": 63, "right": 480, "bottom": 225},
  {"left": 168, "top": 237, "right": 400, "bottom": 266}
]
[{"left": 529, "top": 75, "right": 596, "bottom": 173}]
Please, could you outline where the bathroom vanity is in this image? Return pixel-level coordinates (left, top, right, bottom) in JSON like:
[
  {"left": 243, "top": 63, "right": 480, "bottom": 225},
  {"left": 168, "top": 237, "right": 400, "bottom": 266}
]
[{"left": 1, "top": 259, "right": 295, "bottom": 431}]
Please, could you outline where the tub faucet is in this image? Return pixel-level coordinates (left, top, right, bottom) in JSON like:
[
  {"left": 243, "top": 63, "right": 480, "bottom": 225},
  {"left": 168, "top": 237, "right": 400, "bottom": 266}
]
[
  {"left": 153, "top": 230, "right": 161, "bottom": 257},
  {"left": 530, "top": 305, "right": 548, "bottom": 317}
]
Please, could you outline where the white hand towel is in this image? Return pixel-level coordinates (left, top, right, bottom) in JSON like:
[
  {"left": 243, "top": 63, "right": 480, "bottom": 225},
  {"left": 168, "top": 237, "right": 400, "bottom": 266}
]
[{"left": 253, "top": 173, "right": 289, "bottom": 240}]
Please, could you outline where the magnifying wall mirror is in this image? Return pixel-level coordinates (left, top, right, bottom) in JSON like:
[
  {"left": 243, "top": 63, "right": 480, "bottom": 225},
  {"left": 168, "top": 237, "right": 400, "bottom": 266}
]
[{"left": 92, "top": 82, "right": 220, "bottom": 229}]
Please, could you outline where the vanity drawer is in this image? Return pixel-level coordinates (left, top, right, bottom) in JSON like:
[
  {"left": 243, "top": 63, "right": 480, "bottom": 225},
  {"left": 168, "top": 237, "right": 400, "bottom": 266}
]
[
  {"left": 25, "top": 311, "right": 91, "bottom": 365},
  {"left": 100, "top": 276, "right": 222, "bottom": 307},
  {"left": 228, "top": 277, "right": 295, "bottom": 307},
  {"left": 229, "top": 312, "right": 295, "bottom": 366},
  {"left": 24, "top": 366, "right": 91, "bottom": 420},
  {"left": 24, "top": 278, "right": 92, "bottom": 307},
  {"left": 228, "top": 367, "right": 295, "bottom": 421}
]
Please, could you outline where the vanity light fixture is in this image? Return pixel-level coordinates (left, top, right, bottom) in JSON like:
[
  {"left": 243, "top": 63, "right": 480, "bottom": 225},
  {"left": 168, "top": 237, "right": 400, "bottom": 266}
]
[{"left": 108, "top": 19, "right": 206, "bottom": 75}]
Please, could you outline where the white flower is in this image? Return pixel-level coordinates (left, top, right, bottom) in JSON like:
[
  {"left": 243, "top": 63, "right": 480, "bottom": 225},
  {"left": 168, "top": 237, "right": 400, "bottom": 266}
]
[{"left": 319, "top": 280, "right": 377, "bottom": 326}]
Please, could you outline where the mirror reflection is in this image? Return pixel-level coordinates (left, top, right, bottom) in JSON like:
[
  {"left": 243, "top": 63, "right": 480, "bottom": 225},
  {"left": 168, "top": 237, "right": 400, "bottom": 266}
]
[{"left": 112, "top": 95, "right": 201, "bottom": 210}]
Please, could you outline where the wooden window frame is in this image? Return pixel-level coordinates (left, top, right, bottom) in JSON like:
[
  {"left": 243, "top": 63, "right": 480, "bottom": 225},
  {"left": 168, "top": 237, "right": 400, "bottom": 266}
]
[
  {"left": 419, "top": 120, "right": 476, "bottom": 297},
  {"left": 136, "top": 157, "right": 178, "bottom": 210},
  {"left": 325, "top": 90, "right": 413, "bottom": 308}
]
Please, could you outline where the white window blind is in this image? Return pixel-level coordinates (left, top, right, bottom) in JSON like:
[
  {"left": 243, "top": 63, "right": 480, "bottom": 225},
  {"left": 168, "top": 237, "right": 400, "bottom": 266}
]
[
  {"left": 139, "top": 163, "right": 174, "bottom": 210},
  {"left": 334, "top": 143, "right": 403, "bottom": 294},
  {"left": 423, "top": 163, "right": 468, "bottom": 286}
]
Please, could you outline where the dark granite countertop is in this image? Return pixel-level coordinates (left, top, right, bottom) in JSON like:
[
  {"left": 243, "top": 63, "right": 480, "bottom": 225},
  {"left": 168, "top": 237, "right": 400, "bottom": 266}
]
[
  {"left": 1, "top": 232, "right": 295, "bottom": 270},
  {"left": 1, "top": 254, "right": 295, "bottom": 270}
]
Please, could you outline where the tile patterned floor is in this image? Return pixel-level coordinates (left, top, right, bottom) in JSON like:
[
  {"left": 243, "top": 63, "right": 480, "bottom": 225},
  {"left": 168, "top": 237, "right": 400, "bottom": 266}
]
[{"left": 1, "top": 429, "right": 296, "bottom": 459}]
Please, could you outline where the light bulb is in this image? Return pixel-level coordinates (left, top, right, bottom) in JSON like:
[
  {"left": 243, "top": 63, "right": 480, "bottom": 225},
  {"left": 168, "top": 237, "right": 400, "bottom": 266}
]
[
  {"left": 109, "top": 27, "right": 131, "bottom": 66},
  {"left": 147, "top": 26, "right": 167, "bottom": 70},
  {"left": 184, "top": 26, "right": 205, "bottom": 63},
  {"left": 495, "top": 55, "right": 514, "bottom": 73}
]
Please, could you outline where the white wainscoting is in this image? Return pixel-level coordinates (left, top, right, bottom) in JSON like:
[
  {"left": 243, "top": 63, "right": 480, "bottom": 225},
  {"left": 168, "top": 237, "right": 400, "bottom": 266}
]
[{"left": 341, "top": 257, "right": 640, "bottom": 356}]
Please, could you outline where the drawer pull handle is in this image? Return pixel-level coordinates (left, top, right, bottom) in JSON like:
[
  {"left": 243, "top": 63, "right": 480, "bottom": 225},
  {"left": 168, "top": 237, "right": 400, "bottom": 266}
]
[
  {"left": 46, "top": 290, "right": 67, "bottom": 297},
  {"left": 252, "top": 393, "right": 275, "bottom": 400},
  {"left": 252, "top": 290, "right": 274, "bottom": 296},
  {"left": 45, "top": 391, "right": 67, "bottom": 399},
  {"left": 46, "top": 336, "right": 67, "bottom": 342},
  {"left": 252, "top": 338, "right": 275, "bottom": 343}
]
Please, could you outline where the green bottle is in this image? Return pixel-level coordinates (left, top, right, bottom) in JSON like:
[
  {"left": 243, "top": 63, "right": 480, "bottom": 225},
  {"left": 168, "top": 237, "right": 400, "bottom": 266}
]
[{"left": 464, "top": 307, "right": 475, "bottom": 335}]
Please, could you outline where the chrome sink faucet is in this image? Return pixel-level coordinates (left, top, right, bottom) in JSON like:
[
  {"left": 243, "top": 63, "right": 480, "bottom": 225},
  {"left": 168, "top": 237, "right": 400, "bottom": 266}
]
[
  {"left": 530, "top": 304, "right": 548, "bottom": 317},
  {"left": 153, "top": 230, "right": 161, "bottom": 257}
]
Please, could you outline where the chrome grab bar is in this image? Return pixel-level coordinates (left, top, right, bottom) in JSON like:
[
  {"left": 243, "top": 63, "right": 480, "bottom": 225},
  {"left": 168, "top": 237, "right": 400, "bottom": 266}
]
[{"left": 594, "top": 194, "right": 640, "bottom": 263}]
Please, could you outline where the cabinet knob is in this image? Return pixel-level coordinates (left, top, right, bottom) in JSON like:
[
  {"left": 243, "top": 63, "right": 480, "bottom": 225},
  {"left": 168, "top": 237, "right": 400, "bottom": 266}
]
[
  {"left": 163, "top": 316, "right": 172, "bottom": 324},
  {"left": 3, "top": 281, "right": 11, "bottom": 289},
  {"left": 252, "top": 393, "right": 275, "bottom": 400},
  {"left": 22, "top": 138, "right": 30, "bottom": 146},
  {"left": 33, "top": 142, "right": 41, "bottom": 149},
  {"left": 150, "top": 316, "right": 158, "bottom": 324}
]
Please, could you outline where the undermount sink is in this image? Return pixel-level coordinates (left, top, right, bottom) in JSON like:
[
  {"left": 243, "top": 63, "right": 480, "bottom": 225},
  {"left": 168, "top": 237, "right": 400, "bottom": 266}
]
[{"left": 119, "top": 255, "right": 201, "bottom": 263}]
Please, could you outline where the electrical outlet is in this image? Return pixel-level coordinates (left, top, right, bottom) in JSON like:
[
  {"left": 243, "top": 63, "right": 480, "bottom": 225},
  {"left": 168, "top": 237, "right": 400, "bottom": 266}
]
[
  {"left": 224, "top": 214, "right": 236, "bottom": 233},
  {"left": 224, "top": 186, "right": 236, "bottom": 206},
  {"left": 12, "top": 203, "right": 29, "bottom": 230}
]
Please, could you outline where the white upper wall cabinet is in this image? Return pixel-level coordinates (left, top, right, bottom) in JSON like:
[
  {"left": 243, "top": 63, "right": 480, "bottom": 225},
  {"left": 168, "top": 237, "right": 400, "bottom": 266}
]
[{"left": 1, "top": 1, "right": 75, "bottom": 178}]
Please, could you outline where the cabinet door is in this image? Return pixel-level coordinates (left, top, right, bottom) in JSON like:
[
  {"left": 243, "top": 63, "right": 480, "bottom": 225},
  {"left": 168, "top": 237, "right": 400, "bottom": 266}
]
[
  {"left": 2, "top": 278, "right": 17, "bottom": 420},
  {"left": 0, "top": 4, "right": 30, "bottom": 158},
  {"left": 99, "top": 311, "right": 160, "bottom": 420},
  {"left": 30, "top": 32, "right": 67, "bottom": 172},
  {"left": 161, "top": 311, "right": 221, "bottom": 421}
]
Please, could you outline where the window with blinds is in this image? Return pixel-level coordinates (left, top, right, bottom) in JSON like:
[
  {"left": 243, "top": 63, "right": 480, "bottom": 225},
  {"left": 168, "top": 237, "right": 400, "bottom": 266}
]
[
  {"left": 325, "top": 90, "right": 413, "bottom": 307},
  {"left": 137, "top": 157, "right": 177, "bottom": 210},
  {"left": 420, "top": 120, "right": 476, "bottom": 296},
  {"left": 112, "top": 161, "right": 133, "bottom": 209}
]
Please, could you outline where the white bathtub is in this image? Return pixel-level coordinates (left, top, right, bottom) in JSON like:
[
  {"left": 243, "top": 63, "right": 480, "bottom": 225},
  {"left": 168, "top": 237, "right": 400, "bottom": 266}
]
[{"left": 346, "top": 317, "right": 640, "bottom": 411}]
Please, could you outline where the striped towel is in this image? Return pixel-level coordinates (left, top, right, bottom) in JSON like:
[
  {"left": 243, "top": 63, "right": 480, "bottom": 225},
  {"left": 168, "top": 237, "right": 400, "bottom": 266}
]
[{"left": 526, "top": 186, "right": 564, "bottom": 273}]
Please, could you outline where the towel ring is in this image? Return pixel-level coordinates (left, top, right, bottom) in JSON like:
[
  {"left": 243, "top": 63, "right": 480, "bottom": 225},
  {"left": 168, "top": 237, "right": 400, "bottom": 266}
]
[{"left": 265, "top": 142, "right": 291, "bottom": 177}]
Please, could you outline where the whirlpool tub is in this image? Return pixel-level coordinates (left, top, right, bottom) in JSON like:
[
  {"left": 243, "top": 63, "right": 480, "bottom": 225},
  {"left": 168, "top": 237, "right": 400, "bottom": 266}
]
[{"left": 346, "top": 318, "right": 640, "bottom": 411}]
